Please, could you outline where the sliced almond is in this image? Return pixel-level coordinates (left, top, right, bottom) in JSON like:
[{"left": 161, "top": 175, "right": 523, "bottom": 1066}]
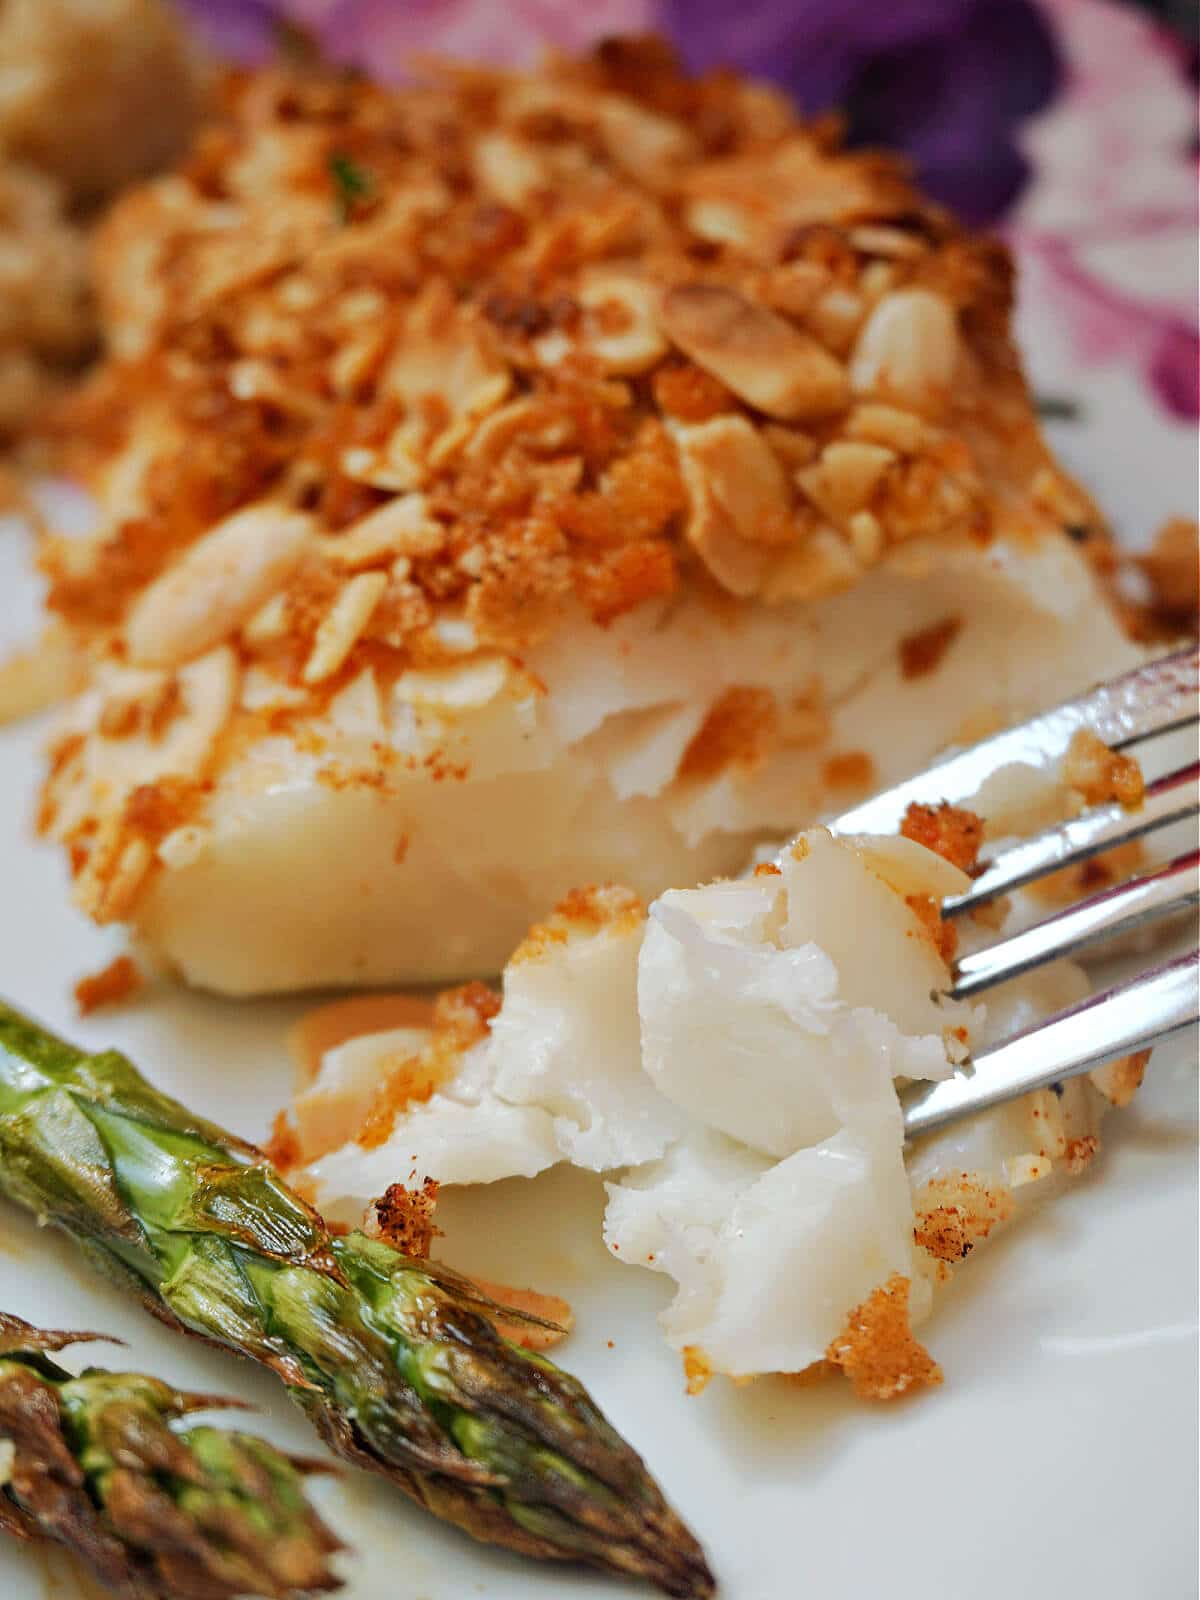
[
  {"left": 384, "top": 281, "right": 511, "bottom": 424},
  {"left": 579, "top": 270, "right": 669, "bottom": 375},
  {"left": 845, "top": 403, "right": 929, "bottom": 454},
  {"left": 394, "top": 655, "right": 511, "bottom": 712},
  {"left": 473, "top": 131, "right": 549, "bottom": 208},
  {"left": 849, "top": 289, "right": 960, "bottom": 409},
  {"left": 594, "top": 93, "right": 696, "bottom": 184},
  {"left": 660, "top": 283, "right": 847, "bottom": 421},
  {"left": 323, "top": 495, "right": 444, "bottom": 569},
  {"left": 674, "top": 415, "right": 795, "bottom": 596},
  {"left": 797, "top": 440, "right": 896, "bottom": 523},
  {"left": 303, "top": 571, "right": 389, "bottom": 685},
  {"left": 126, "top": 504, "right": 313, "bottom": 668}
]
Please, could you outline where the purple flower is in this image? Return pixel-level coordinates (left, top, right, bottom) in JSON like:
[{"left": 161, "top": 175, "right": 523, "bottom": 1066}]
[{"left": 661, "top": 0, "right": 1062, "bottom": 223}]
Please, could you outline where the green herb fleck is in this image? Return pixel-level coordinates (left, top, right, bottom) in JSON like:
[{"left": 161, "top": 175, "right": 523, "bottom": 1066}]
[
  {"left": 1036, "top": 394, "right": 1083, "bottom": 422},
  {"left": 329, "top": 152, "right": 373, "bottom": 222}
]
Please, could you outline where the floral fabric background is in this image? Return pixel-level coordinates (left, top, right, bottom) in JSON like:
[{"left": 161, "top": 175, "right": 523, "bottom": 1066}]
[{"left": 183, "top": 0, "right": 1198, "bottom": 539}]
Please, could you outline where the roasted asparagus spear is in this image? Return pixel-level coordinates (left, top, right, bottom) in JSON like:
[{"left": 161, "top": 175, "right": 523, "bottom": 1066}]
[
  {"left": 0, "top": 1311, "right": 340, "bottom": 1598},
  {"left": 0, "top": 1002, "right": 713, "bottom": 1598}
]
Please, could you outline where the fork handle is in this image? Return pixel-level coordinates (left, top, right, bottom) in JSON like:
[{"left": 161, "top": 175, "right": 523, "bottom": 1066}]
[{"left": 904, "top": 949, "right": 1199, "bottom": 1143}]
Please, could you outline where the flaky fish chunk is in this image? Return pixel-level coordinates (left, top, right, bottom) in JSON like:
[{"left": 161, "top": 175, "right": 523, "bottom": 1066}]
[{"left": 293, "top": 795, "right": 1140, "bottom": 1391}]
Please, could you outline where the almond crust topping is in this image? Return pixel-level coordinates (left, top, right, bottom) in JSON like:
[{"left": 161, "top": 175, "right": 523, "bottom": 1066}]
[{"left": 36, "top": 40, "right": 1102, "bottom": 925}]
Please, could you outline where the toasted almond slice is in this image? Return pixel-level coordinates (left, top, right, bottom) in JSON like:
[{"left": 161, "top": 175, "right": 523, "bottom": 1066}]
[
  {"left": 323, "top": 494, "right": 444, "bottom": 568},
  {"left": 845, "top": 403, "right": 929, "bottom": 453},
  {"left": 674, "top": 415, "right": 795, "bottom": 596},
  {"left": 594, "top": 93, "right": 696, "bottom": 184},
  {"left": 303, "top": 571, "right": 388, "bottom": 684},
  {"left": 579, "top": 270, "right": 669, "bottom": 375},
  {"left": 660, "top": 283, "right": 848, "bottom": 421},
  {"left": 797, "top": 440, "right": 896, "bottom": 523},
  {"left": 126, "top": 504, "right": 313, "bottom": 668},
  {"left": 473, "top": 131, "right": 549, "bottom": 208},
  {"left": 384, "top": 280, "right": 511, "bottom": 425},
  {"left": 394, "top": 655, "right": 511, "bottom": 712},
  {"left": 849, "top": 289, "right": 960, "bottom": 409}
]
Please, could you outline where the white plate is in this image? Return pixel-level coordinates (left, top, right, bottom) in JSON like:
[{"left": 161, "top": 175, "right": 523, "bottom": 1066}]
[{"left": 1, "top": 356, "right": 1197, "bottom": 1600}]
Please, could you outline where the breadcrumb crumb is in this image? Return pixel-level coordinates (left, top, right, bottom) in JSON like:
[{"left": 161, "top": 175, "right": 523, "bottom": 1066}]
[
  {"left": 367, "top": 1177, "right": 441, "bottom": 1259},
  {"left": 1063, "top": 729, "right": 1145, "bottom": 809},
  {"left": 901, "top": 800, "right": 984, "bottom": 874},
  {"left": 825, "top": 1274, "right": 943, "bottom": 1401},
  {"left": 72, "top": 953, "right": 141, "bottom": 1015}
]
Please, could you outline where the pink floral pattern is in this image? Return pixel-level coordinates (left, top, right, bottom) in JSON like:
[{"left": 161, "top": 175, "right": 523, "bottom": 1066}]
[{"left": 1009, "top": 0, "right": 1198, "bottom": 418}]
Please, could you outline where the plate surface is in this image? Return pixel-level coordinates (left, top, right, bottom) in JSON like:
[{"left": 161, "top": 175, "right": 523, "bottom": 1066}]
[{"left": 0, "top": 316, "right": 1197, "bottom": 1600}]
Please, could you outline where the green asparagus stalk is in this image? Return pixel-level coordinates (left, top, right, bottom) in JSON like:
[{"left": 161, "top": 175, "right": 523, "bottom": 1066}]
[
  {"left": 0, "top": 1002, "right": 714, "bottom": 1598},
  {"left": 0, "top": 1311, "right": 341, "bottom": 1598}
]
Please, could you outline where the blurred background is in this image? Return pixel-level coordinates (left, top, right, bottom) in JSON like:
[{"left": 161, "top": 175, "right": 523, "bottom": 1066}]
[{"left": 1, "top": 0, "right": 1195, "bottom": 507}]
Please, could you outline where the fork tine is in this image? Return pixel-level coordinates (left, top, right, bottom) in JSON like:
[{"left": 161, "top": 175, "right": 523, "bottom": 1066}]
[
  {"left": 949, "top": 850, "right": 1199, "bottom": 1000},
  {"left": 945, "top": 759, "right": 1199, "bottom": 917},
  {"left": 904, "top": 949, "right": 1199, "bottom": 1143},
  {"left": 829, "top": 645, "right": 1198, "bottom": 839}
]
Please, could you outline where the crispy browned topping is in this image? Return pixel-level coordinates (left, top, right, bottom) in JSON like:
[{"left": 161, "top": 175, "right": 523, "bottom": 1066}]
[
  {"left": 1063, "top": 728, "right": 1145, "bottom": 810},
  {"left": 900, "top": 800, "right": 983, "bottom": 874},
  {"left": 825, "top": 1274, "right": 942, "bottom": 1401},
  {"left": 1063, "top": 1134, "right": 1100, "bottom": 1176},
  {"left": 913, "top": 1175, "right": 1014, "bottom": 1264},
  {"left": 1135, "top": 516, "right": 1199, "bottom": 633},
  {"left": 904, "top": 894, "right": 958, "bottom": 964},
  {"left": 510, "top": 882, "right": 645, "bottom": 963},
  {"left": 72, "top": 954, "right": 141, "bottom": 1017},
  {"left": 36, "top": 40, "right": 1101, "bottom": 929},
  {"left": 898, "top": 614, "right": 962, "bottom": 679},
  {"left": 678, "top": 686, "right": 779, "bottom": 781},
  {"left": 357, "top": 980, "right": 499, "bottom": 1150},
  {"left": 368, "top": 1178, "right": 442, "bottom": 1259}
]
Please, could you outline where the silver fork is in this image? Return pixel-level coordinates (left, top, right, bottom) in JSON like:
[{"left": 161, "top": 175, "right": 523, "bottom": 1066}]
[{"left": 827, "top": 646, "right": 1199, "bottom": 1143}]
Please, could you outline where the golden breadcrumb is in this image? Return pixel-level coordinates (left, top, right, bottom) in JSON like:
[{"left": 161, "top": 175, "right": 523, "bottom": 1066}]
[
  {"left": 368, "top": 1177, "right": 442, "bottom": 1259},
  {"left": 509, "top": 883, "right": 645, "bottom": 964},
  {"left": 905, "top": 893, "right": 958, "bottom": 963},
  {"left": 71, "top": 953, "right": 141, "bottom": 1015},
  {"left": 825, "top": 1274, "right": 943, "bottom": 1401},
  {"left": 913, "top": 1175, "right": 1015, "bottom": 1264},
  {"left": 1135, "top": 516, "right": 1198, "bottom": 634},
  {"left": 900, "top": 800, "right": 984, "bottom": 875},
  {"left": 1063, "top": 729, "right": 1145, "bottom": 810},
  {"left": 357, "top": 981, "right": 499, "bottom": 1150}
]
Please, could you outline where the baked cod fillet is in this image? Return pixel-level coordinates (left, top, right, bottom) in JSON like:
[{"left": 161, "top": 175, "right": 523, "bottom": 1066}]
[{"left": 38, "top": 40, "right": 1138, "bottom": 992}]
